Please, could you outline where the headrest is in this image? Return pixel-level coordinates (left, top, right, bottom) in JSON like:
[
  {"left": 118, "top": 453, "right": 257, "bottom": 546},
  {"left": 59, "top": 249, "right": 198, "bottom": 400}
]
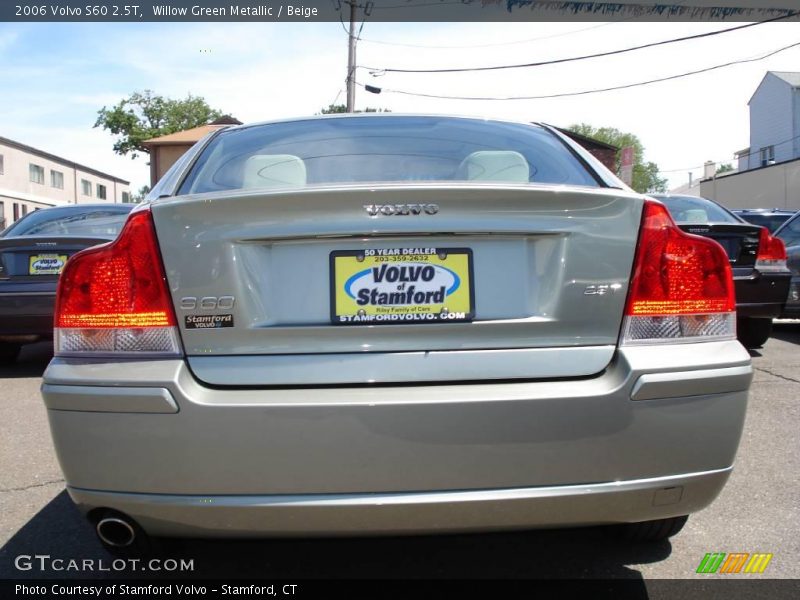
[
  {"left": 683, "top": 209, "right": 708, "bottom": 223},
  {"left": 459, "top": 151, "right": 530, "bottom": 183},
  {"left": 243, "top": 154, "right": 307, "bottom": 189}
]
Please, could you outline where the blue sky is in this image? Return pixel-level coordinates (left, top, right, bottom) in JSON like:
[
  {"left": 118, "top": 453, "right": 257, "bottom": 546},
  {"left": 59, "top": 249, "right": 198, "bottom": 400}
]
[{"left": 2, "top": 20, "right": 800, "bottom": 192}]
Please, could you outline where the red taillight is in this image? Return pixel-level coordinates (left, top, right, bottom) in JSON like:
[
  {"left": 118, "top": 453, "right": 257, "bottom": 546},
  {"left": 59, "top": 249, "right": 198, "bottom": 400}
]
[
  {"left": 54, "top": 207, "right": 181, "bottom": 356},
  {"left": 755, "top": 226, "right": 788, "bottom": 272},
  {"left": 622, "top": 200, "right": 736, "bottom": 344}
]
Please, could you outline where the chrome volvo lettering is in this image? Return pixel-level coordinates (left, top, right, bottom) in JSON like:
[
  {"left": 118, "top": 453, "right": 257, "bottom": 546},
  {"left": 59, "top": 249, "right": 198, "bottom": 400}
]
[
  {"left": 584, "top": 283, "right": 623, "bottom": 296},
  {"left": 180, "top": 296, "right": 235, "bottom": 310},
  {"left": 364, "top": 204, "right": 439, "bottom": 216}
]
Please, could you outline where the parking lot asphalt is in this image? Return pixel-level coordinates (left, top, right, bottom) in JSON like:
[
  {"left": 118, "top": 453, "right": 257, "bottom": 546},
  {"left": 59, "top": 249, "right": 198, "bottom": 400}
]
[{"left": 1, "top": 326, "right": 798, "bottom": 582}]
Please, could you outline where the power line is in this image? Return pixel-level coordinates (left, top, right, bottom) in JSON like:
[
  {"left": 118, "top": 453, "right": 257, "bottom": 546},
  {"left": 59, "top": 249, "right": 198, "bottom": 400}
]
[
  {"left": 659, "top": 133, "right": 800, "bottom": 174},
  {"left": 360, "top": 40, "right": 800, "bottom": 101},
  {"left": 353, "top": 22, "right": 618, "bottom": 50},
  {"left": 352, "top": 0, "right": 696, "bottom": 47},
  {"left": 362, "top": 12, "right": 797, "bottom": 74}
]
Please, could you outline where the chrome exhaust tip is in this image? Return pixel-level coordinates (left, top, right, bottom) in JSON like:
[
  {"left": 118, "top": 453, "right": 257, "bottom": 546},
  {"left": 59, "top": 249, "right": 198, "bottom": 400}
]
[{"left": 96, "top": 516, "right": 136, "bottom": 548}]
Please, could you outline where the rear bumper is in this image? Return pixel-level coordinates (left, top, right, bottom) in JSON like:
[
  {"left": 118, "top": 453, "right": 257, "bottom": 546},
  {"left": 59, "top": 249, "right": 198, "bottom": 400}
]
[
  {"left": 734, "top": 270, "right": 791, "bottom": 317},
  {"left": 68, "top": 469, "right": 731, "bottom": 538},
  {"left": 42, "top": 340, "right": 752, "bottom": 537},
  {"left": 0, "top": 290, "right": 55, "bottom": 339}
]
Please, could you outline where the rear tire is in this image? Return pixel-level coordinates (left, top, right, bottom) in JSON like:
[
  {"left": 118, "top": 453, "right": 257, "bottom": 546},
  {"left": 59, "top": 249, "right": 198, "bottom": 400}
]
[
  {"left": 614, "top": 515, "right": 688, "bottom": 542},
  {"left": 737, "top": 317, "right": 773, "bottom": 349},
  {"left": 0, "top": 343, "right": 21, "bottom": 364}
]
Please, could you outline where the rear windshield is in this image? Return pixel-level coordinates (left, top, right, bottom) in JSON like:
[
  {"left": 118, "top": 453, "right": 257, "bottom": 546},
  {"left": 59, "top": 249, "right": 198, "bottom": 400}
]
[
  {"left": 658, "top": 196, "right": 740, "bottom": 225},
  {"left": 735, "top": 213, "right": 792, "bottom": 233},
  {"left": 178, "top": 116, "right": 601, "bottom": 194},
  {"left": 2, "top": 208, "right": 132, "bottom": 237},
  {"left": 776, "top": 214, "right": 800, "bottom": 248}
]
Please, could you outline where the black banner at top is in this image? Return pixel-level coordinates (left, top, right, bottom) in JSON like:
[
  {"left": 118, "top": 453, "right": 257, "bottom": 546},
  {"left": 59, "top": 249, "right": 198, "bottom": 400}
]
[{"left": 3, "top": 0, "right": 800, "bottom": 23}]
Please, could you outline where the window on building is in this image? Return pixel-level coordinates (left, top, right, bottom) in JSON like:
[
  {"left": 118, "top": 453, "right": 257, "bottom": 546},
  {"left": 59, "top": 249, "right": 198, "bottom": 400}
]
[
  {"left": 13, "top": 203, "right": 19, "bottom": 222},
  {"left": 0, "top": 201, "right": 5, "bottom": 229},
  {"left": 81, "top": 179, "right": 92, "bottom": 196},
  {"left": 0, "top": 154, "right": 4, "bottom": 175},
  {"left": 51, "top": 170, "right": 64, "bottom": 189},
  {"left": 29, "top": 164, "right": 45, "bottom": 184},
  {"left": 122, "top": 191, "right": 130, "bottom": 203},
  {"left": 96, "top": 184, "right": 107, "bottom": 200},
  {"left": 760, "top": 146, "right": 775, "bottom": 167},
  {"left": 21, "top": 204, "right": 28, "bottom": 216}
]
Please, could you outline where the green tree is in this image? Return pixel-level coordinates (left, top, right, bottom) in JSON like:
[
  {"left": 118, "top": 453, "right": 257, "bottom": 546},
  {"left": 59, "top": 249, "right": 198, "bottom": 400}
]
[
  {"left": 131, "top": 185, "right": 151, "bottom": 203},
  {"left": 716, "top": 163, "right": 735, "bottom": 175},
  {"left": 95, "top": 90, "right": 224, "bottom": 159},
  {"left": 318, "top": 104, "right": 390, "bottom": 114},
  {"left": 567, "top": 124, "right": 667, "bottom": 194}
]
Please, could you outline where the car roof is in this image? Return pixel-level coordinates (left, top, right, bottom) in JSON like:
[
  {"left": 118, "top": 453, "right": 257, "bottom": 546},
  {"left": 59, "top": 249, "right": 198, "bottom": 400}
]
[
  {"left": 37, "top": 203, "right": 134, "bottom": 211},
  {"left": 220, "top": 113, "right": 548, "bottom": 134},
  {"left": 732, "top": 208, "right": 796, "bottom": 214},
  {"left": 651, "top": 194, "right": 716, "bottom": 203}
]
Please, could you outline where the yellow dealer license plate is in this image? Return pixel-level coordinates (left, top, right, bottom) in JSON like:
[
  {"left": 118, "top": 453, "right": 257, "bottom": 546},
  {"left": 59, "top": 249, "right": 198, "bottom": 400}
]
[
  {"left": 29, "top": 254, "right": 68, "bottom": 275},
  {"left": 330, "top": 248, "right": 474, "bottom": 325}
]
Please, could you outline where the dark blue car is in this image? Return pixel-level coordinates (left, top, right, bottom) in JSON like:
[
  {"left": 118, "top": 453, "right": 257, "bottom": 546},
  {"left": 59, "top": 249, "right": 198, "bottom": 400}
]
[{"left": 0, "top": 203, "right": 133, "bottom": 362}]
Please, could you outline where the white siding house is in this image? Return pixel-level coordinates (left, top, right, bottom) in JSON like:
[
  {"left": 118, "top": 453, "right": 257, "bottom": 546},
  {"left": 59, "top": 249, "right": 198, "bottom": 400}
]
[
  {"left": 746, "top": 71, "right": 800, "bottom": 170},
  {"left": 699, "top": 72, "right": 800, "bottom": 211}
]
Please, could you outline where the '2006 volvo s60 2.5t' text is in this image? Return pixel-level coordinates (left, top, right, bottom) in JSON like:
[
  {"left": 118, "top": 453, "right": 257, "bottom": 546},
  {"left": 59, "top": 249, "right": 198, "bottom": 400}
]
[{"left": 40, "top": 115, "right": 752, "bottom": 552}]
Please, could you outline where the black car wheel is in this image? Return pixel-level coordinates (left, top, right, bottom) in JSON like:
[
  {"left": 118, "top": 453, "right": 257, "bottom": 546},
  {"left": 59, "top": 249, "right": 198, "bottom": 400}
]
[
  {"left": 737, "top": 317, "right": 773, "bottom": 349},
  {"left": 0, "top": 343, "right": 21, "bottom": 364}
]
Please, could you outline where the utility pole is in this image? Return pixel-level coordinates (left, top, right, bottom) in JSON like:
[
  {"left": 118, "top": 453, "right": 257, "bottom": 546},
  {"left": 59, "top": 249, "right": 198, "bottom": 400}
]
[{"left": 345, "top": 1, "right": 357, "bottom": 112}]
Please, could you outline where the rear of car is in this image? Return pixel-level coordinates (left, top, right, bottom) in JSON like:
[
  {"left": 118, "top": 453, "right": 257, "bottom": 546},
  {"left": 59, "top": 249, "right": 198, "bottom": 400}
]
[
  {"left": 774, "top": 212, "right": 800, "bottom": 318},
  {"left": 0, "top": 204, "right": 133, "bottom": 362},
  {"left": 654, "top": 195, "right": 791, "bottom": 348},
  {"left": 40, "top": 116, "right": 752, "bottom": 548}
]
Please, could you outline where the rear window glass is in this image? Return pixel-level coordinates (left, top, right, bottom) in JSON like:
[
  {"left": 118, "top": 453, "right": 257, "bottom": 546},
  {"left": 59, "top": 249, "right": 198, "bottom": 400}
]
[
  {"left": 3, "top": 208, "right": 131, "bottom": 237},
  {"left": 735, "top": 213, "right": 792, "bottom": 233},
  {"left": 658, "top": 196, "right": 740, "bottom": 225},
  {"left": 178, "top": 116, "right": 600, "bottom": 194},
  {"left": 776, "top": 214, "right": 800, "bottom": 248}
]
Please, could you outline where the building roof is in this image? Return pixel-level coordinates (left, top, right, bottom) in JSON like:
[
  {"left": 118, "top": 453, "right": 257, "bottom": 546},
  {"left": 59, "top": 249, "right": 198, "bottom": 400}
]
[
  {"left": 748, "top": 71, "right": 800, "bottom": 105},
  {"left": 142, "top": 124, "right": 230, "bottom": 146},
  {"left": 210, "top": 115, "right": 243, "bottom": 125},
  {"left": 771, "top": 71, "right": 800, "bottom": 87},
  {"left": 0, "top": 135, "right": 129, "bottom": 184}
]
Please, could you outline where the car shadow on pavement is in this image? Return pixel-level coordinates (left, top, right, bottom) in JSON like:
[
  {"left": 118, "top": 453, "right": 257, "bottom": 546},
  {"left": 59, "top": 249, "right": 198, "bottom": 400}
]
[
  {"left": 0, "top": 341, "right": 52, "bottom": 379},
  {"left": 2, "top": 490, "right": 666, "bottom": 587},
  {"left": 771, "top": 321, "right": 800, "bottom": 345}
]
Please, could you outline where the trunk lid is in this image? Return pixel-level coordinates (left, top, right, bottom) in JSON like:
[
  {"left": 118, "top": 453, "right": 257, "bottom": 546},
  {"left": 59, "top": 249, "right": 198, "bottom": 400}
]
[
  {"left": 0, "top": 236, "right": 112, "bottom": 281},
  {"left": 152, "top": 185, "right": 643, "bottom": 384},
  {"left": 677, "top": 223, "right": 761, "bottom": 271}
]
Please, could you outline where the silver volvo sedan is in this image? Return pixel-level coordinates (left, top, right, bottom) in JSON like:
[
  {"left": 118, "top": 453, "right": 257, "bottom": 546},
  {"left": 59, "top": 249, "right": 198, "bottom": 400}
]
[{"left": 41, "top": 115, "right": 752, "bottom": 553}]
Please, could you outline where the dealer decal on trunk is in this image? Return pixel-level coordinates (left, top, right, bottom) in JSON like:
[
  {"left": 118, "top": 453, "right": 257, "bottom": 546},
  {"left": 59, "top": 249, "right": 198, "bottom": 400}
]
[
  {"left": 185, "top": 314, "right": 234, "bottom": 329},
  {"left": 330, "top": 248, "right": 475, "bottom": 325}
]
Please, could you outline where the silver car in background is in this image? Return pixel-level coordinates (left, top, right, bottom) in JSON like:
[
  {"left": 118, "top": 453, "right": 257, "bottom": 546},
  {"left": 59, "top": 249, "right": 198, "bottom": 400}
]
[{"left": 41, "top": 115, "right": 751, "bottom": 553}]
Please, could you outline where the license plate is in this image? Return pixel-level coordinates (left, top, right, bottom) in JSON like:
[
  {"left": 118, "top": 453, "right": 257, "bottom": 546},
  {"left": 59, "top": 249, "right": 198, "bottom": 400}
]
[
  {"left": 330, "top": 248, "right": 474, "bottom": 325},
  {"left": 29, "top": 254, "right": 68, "bottom": 275}
]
